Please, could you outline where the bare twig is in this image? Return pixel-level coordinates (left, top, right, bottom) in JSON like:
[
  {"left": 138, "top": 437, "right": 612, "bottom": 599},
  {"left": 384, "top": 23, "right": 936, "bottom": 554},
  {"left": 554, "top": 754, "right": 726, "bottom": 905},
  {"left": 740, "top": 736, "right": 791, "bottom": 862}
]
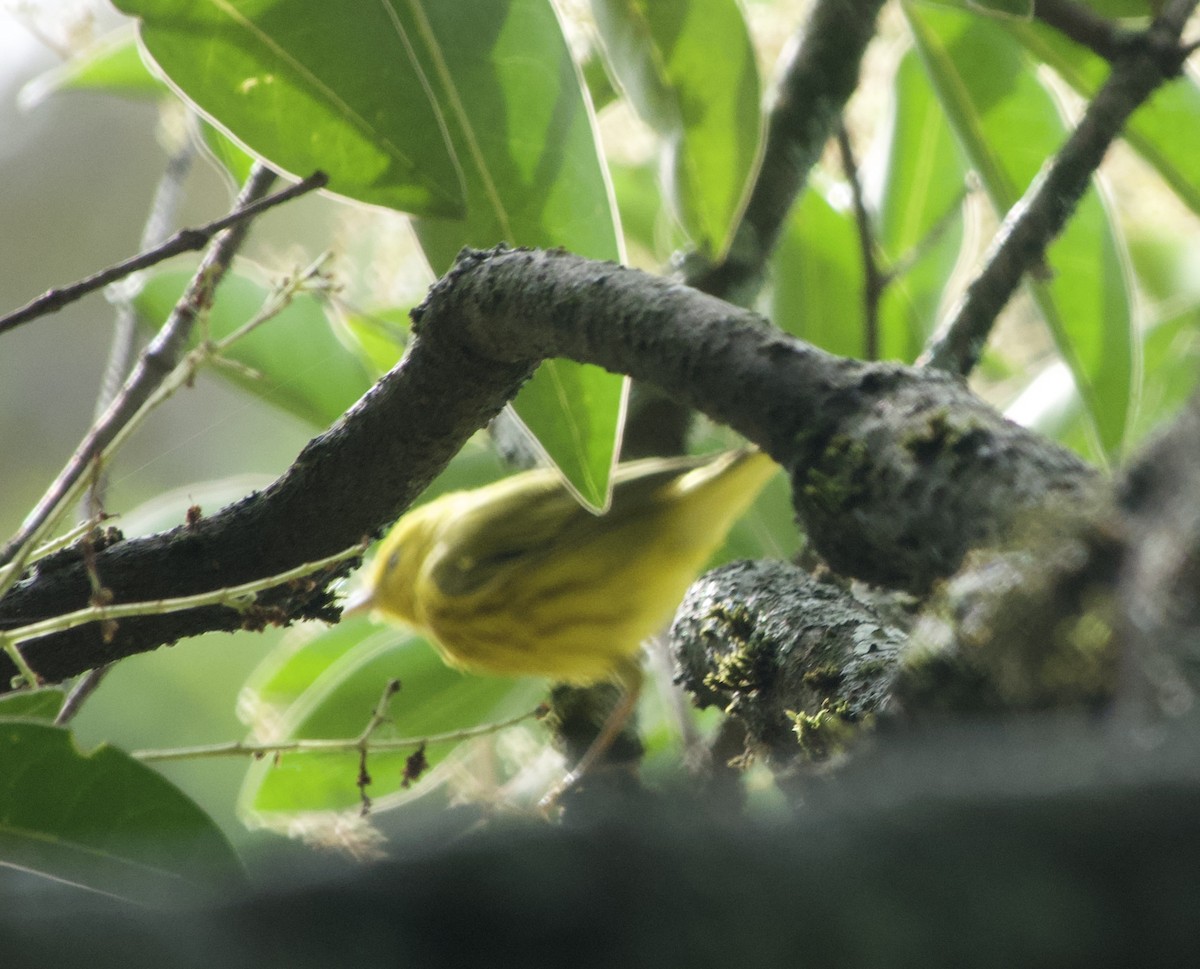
[
  {"left": 836, "top": 123, "right": 885, "bottom": 361},
  {"left": 0, "top": 164, "right": 281, "bottom": 613},
  {"left": 132, "top": 702, "right": 543, "bottom": 763},
  {"left": 919, "top": 0, "right": 1198, "bottom": 375},
  {"left": 0, "top": 169, "right": 327, "bottom": 338}
]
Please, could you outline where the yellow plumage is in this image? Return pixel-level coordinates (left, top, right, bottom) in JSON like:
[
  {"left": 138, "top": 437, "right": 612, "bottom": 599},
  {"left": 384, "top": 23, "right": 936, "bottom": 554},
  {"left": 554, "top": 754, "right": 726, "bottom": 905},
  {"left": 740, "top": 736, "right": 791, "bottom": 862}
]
[{"left": 345, "top": 448, "right": 777, "bottom": 684}]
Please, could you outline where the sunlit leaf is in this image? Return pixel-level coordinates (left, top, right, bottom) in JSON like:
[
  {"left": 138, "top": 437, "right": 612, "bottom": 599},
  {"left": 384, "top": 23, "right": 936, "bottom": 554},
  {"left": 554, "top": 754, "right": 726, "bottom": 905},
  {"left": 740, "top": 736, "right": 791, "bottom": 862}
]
[
  {"left": 590, "top": 0, "right": 762, "bottom": 257},
  {"left": 771, "top": 184, "right": 867, "bottom": 359},
  {"left": 0, "top": 723, "right": 242, "bottom": 903},
  {"left": 874, "top": 48, "right": 967, "bottom": 362},
  {"left": 967, "top": 0, "right": 1033, "bottom": 19},
  {"left": 18, "top": 28, "right": 163, "bottom": 108},
  {"left": 404, "top": 1, "right": 627, "bottom": 510},
  {"left": 113, "top": 0, "right": 466, "bottom": 216}
]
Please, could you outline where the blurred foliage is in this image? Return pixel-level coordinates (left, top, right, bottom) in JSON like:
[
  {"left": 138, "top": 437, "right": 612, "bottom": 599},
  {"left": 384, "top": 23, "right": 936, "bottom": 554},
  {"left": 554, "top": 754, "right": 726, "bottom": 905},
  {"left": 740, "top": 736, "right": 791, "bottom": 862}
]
[{"left": 1, "top": 0, "right": 1198, "bottom": 890}]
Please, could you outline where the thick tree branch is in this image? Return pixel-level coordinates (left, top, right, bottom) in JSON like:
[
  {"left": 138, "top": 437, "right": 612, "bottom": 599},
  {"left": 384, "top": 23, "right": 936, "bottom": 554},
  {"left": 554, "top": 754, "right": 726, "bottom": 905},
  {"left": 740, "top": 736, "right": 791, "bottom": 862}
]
[
  {"left": 920, "top": 0, "right": 1197, "bottom": 374},
  {"left": 1, "top": 247, "right": 1098, "bottom": 689}
]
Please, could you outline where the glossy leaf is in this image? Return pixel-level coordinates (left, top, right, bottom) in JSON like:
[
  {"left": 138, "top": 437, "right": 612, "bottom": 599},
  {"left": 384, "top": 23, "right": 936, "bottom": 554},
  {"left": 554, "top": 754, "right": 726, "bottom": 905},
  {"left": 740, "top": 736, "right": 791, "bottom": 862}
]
[
  {"left": 0, "top": 689, "right": 65, "bottom": 722},
  {"left": 405, "top": 1, "right": 626, "bottom": 510},
  {"left": 906, "top": 2, "right": 1136, "bottom": 456},
  {"left": 113, "top": 0, "right": 466, "bottom": 217},
  {"left": 336, "top": 305, "right": 412, "bottom": 377},
  {"left": 609, "top": 160, "right": 686, "bottom": 267},
  {"left": 967, "top": 0, "right": 1033, "bottom": 18},
  {"left": 133, "top": 268, "right": 373, "bottom": 428},
  {"left": 237, "top": 619, "right": 543, "bottom": 819},
  {"left": 590, "top": 0, "right": 762, "bottom": 257},
  {"left": 771, "top": 185, "right": 867, "bottom": 359},
  {"left": 19, "top": 28, "right": 163, "bottom": 108},
  {"left": 201, "top": 122, "right": 258, "bottom": 188},
  {"left": 874, "top": 48, "right": 967, "bottom": 362},
  {"left": 0, "top": 723, "right": 242, "bottom": 903}
]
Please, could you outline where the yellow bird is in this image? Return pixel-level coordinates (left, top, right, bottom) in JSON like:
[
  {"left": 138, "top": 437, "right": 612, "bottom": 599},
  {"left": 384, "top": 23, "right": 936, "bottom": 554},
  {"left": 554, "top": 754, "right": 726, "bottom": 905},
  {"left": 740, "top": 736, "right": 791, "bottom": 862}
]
[{"left": 344, "top": 448, "right": 778, "bottom": 687}]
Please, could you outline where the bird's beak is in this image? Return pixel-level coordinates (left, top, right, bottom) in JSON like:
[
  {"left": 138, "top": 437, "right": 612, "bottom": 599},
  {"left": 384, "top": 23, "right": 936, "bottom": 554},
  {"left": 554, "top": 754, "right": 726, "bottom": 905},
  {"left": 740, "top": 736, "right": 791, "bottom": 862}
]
[{"left": 340, "top": 585, "right": 375, "bottom": 619}]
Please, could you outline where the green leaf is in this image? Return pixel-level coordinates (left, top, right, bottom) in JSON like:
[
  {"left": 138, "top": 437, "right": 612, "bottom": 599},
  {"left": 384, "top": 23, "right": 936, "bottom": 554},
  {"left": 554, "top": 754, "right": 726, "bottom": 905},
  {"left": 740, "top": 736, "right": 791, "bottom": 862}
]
[
  {"left": 0, "top": 689, "right": 66, "bottom": 722},
  {"left": 133, "top": 268, "right": 373, "bottom": 428},
  {"left": 967, "top": 0, "right": 1033, "bottom": 19},
  {"left": 609, "top": 160, "right": 685, "bottom": 266},
  {"left": 200, "top": 121, "right": 258, "bottom": 188},
  {"left": 499, "top": 360, "right": 626, "bottom": 511},
  {"left": 237, "top": 619, "right": 543, "bottom": 820},
  {"left": 0, "top": 723, "right": 242, "bottom": 903},
  {"left": 402, "top": 0, "right": 626, "bottom": 510},
  {"left": 19, "top": 28, "right": 164, "bottom": 108},
  {"left": 906, "top": 2, "right": 1137, "bottom": 457},
  {"left": 771, "top": 184, "right": 867, "bottom": 359},
  {"left": 874, "top": 48, "right": 967, "bottom": 362},
  {"left": 336, "top": 305, "right": 412, "bottom": 377},
  {"left": 113, "top": 0, "right": 466, "bottom": 217},
  {"left": 590, "top": 0, "right": 762, "bottom": 258},
  {"left": 1006, "top": 20, "right": 1200, "bottom": 217}
]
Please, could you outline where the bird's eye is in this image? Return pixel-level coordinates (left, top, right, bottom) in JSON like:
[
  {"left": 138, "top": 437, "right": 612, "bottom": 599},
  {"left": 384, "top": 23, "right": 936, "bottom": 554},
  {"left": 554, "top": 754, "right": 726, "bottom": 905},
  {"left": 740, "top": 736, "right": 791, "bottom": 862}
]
[{"left": 386, "top": 550, "right": 401, "bottom": 572}]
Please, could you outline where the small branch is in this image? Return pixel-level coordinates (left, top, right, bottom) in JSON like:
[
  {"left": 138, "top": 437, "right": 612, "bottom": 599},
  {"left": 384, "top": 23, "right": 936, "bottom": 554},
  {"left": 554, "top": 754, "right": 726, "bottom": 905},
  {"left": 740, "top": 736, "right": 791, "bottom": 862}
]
[
  {"left": 0, "top": 164, "right": 281, "bottom": 584},
  {"left": 132, "top": 703, "right": 544, "bottom": 763},
  {"left": 0, "top": 169, "right": 328, "bottom": 338},
  {"left": 919, "top": 0, "right": 1198, "bottom": 375},
  {"left": 4, "top": 542, "right": 365, "bottom": 651},
  {"left": 836, "top": 123, "right": 885, "bottom": 361},
  {"left": 689, "top": 0, "right": 886, "bottom": 306}
]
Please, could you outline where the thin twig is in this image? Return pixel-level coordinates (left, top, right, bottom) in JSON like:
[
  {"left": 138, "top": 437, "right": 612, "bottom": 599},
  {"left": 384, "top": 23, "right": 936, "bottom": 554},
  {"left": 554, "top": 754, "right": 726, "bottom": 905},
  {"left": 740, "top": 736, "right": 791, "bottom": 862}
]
[
  {"left": 836, "top": 123, "right": 885, "bottom": 361},
  {"left": 131, "top": 704, "right": 544, "bottom": 763},
  {"left": 919, "top": 0, "right": 1198, "bottom": 375},
  {"left": 0, "top": 169, "right": 327, "bottom": 338},
  {"left": 4, "top": 542, "right": 366, "bottom": 649},
  {"left": 0, "top": 164, "right": 282, "bottom": 586}
]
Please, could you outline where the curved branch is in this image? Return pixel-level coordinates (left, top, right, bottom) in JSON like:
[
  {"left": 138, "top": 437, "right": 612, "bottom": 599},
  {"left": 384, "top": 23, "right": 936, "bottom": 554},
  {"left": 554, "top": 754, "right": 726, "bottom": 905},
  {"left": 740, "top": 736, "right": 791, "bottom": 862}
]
[{"left": 0, "top": 247, "right": 1098, "bottom": 689}]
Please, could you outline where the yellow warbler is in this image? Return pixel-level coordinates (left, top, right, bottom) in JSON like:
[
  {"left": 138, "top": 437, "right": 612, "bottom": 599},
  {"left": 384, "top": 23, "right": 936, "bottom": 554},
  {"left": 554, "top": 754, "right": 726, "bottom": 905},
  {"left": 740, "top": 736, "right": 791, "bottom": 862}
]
[{"left": 344, "top": 448, "right": 778, "bottom": 685}]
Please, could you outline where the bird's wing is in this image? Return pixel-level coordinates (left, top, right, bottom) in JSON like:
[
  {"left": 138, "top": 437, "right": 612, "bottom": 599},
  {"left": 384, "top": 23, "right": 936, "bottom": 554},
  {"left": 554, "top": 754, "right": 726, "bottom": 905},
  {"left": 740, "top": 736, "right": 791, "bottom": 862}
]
[{"left": 425, "top": 454, "right": 714, "bottom": 599}]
